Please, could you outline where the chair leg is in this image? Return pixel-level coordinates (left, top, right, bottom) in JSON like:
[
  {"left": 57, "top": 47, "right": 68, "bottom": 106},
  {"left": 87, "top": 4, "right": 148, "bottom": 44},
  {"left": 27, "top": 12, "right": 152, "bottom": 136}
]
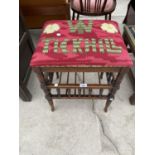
[
  {"left": 77, "top": 13, "right": 80, "bottom": 20},
  {"left": 105, "top": 15, "right": 107, "bottom": 20},
  {"left": 72, "top": 11, "right": 75, "bottom": 20},
  {"left": 56, "top": 72, "right": 59, "bottom": 79},
  {"left": 109, "top": 14, "right": 111, "bottom": 20}
]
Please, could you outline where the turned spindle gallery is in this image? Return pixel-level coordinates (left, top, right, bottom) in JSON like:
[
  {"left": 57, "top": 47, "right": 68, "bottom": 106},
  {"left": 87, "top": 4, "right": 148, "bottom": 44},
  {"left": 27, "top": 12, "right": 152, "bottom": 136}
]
[{"left": 42, "top": 38, "right": 122, "bottom": 54}]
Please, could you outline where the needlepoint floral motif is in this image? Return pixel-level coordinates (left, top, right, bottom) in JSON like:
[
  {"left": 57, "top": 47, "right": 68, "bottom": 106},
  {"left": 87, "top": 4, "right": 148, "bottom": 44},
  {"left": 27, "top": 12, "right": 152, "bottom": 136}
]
[
  {"left": 43, "top": 24, "right": 60, "bottom": 34},
  {"left": 101, "top": 23, "right": 118, "bottom": 33}
]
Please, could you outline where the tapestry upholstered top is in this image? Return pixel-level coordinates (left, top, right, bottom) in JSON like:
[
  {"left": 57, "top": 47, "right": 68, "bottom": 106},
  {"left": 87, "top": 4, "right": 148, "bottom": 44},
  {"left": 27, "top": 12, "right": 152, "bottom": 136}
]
[{"left": 30, "top": 20, "right": 132, "bottom": 67}]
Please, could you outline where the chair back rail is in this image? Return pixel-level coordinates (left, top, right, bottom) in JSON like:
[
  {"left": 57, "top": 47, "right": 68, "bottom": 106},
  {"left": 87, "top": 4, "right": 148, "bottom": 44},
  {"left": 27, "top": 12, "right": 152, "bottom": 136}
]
[
  {"left": 79, "top": 0, "right": 108, "bottom": 13},
  {"left": 71, "top": 0, "right": 116, "bottom": 19}
]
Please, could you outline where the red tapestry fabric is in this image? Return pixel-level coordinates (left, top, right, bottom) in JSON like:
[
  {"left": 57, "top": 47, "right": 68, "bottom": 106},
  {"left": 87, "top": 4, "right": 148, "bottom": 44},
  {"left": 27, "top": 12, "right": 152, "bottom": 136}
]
[{"left": 30, "top": 20, "right": 132, "bottom": 67}]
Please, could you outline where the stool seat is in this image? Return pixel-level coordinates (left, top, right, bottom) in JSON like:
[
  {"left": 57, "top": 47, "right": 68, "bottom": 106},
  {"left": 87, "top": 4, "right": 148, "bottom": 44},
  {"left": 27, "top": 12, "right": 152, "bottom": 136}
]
[{"left": 30, "top": 20, "right": 132, "bottom": 67}]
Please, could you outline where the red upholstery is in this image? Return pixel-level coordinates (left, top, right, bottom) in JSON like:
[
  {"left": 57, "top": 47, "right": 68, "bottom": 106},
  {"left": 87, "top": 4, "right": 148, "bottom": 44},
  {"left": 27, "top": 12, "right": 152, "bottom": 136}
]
[{"left": 30, "top": 20, "right": 133, "bottom": 67}]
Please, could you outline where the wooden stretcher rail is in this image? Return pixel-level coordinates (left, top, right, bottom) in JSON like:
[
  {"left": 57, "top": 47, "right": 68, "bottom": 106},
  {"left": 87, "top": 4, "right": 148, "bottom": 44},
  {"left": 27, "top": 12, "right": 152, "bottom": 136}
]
[
  {"left": 51, "top": 95, "right": 108, "bottom": 99},
  {"left": 47, "top": 84, "right": 112, "bottom": 89},
  {"left": 38, "top": 66, "right": 122, "bottom": 72}
]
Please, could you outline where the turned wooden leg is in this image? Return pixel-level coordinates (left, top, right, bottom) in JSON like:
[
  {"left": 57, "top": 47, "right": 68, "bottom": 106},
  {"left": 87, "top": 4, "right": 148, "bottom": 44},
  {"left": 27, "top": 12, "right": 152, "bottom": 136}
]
[
  {"left": 49, "top": 100, "right": 55, "bottom": 111},
  {"left": 104, "top": 95, "right": 114, "bottom": 112},
  {"left": 106, "top": 72, "right": 114, "bottom": 84},
  {"left": 33, "top": 67, "right": 55, "bottom": 111},
  {"left": 104, "top": 68, "right": 129, "bottom": 112},
  {"left": 100, "top": 72, "right": 104, "bottom": 79},
  {"left": 48, "top": 72, "right": 54, "bottom": 83},
  {"left": 56, "top": 72, "right": 59, "bottom": 79}
]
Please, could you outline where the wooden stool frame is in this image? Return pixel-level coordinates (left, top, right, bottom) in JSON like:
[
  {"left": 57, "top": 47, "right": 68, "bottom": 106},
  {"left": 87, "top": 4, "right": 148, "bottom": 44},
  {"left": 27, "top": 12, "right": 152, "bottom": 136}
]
[{"left": 33, "top": 66, "right": 129, "bottom": 112}]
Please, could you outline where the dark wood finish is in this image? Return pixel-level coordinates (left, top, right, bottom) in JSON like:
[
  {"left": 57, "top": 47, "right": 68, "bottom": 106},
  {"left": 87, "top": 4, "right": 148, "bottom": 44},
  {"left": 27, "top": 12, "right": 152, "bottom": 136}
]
[
  {"left": 49, "top": 95, "right": 108, "bottom": 99},
  {"left": 109, "top": 13, "right": 111, "bottom": 20},
  {"left": 123, "top": 26, "right": 135, "bottom": 55},
  {"left": 33, "top": 67, "right": 55, "bottom": 111},
  {"left": 20, "top": 81, "right": 32, "bottom": 101},
  {"left": 123, "top": 25, "right": 135, "bottom": 105},
  {"left": 21, "top": 5, "right": 70, "bottom": 16},
  {"left": 38, "top": 66, "right": 121, "bottom": 72},
  {"left": 72, "top": 11, "right": 75, "bottom": 20},
  {"left": 104, "top": 68, "right": 129, "bottom": 112},
  {"left": 47, "top": 84, "right": 113, "bottom": 89},
  {"left": 20, "top": 0, "right": 70, "bottom": 28},
  {"left": 123, "top": 0, "right": 135, "bottom": 25},
  {"left": 128, "top": 68, "right": 134, "bottom": 90},
  {"left": 19, "top": 11, "right": 34, "bottom": 101},
  {"left": 33, "top": 66, "right": 129, "bottom": 112},
  {"left": 77, "top": 13, "right": 80, "bottom": 20},
  {"left": 100, "top": 72, "right": 104, "bottom": 79},
  {"left": 71, "top": 0, "right": 116, "bottom": 20},
  {"left": 129, "top": 93, "right": 135, "bottom": 105},
  {"left": 56, "top": 72, "right": 59, "bottom": 79}
]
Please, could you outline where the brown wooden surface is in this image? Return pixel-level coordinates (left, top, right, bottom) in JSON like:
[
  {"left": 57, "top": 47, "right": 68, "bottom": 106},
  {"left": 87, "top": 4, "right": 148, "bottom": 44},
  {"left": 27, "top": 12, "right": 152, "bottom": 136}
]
[
  {"left": 20, "top": 0, "right": 67, "bottom": 6},
  {"left": 20, "top": 81, "right": 32, "bottom": 101},
  {"left": 33, "top": 67, "right": 55, "bottom": 111},
  {"left": 129, "top": 93, "right": 135, "bottom": 105},
  {"left": 123, "top": 0, "right": 135, "bottom": 25},
  {"left": 123, "top": 25, "right": 135, "bottom": 55},
  {"left": 104, "top": 67, "right": 129, "bottom": 112},
  {"left": 20, "top": 0, "right": 70, "bottom": 28},
  {"left": 47, "top": 84, "right": 112, "bottom": 89},
  {"left": 123, "top": 25, "right": 135, "bottom": 105},
  {"left": 38, "top": 66, "right": 121, "bottom": 72}
]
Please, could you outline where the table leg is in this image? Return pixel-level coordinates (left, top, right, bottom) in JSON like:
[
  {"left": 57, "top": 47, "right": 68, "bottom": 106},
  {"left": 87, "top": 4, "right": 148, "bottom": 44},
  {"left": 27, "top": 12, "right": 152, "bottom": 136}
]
[
  {"left": 104, "top": 68, "right": 129, "bottom": 112},
  {"left": 33, "top": 67, "right": 55, "bottom": 111}
]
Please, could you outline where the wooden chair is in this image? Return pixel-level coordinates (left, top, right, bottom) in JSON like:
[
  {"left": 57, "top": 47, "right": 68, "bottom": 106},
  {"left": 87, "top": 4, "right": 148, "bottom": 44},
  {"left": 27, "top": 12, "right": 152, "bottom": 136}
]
[{"left": 71, "top": 0, "right": 116, "bottom": 20}]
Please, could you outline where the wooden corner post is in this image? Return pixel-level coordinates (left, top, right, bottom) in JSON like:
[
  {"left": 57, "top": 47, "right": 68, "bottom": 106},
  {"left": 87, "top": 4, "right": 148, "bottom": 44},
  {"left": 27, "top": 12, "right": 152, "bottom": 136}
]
[
  {"left": 33, "top": 67, "right": 55, "bottom": 111},
  {"left": 104, "top": 67, "right": 129, "bottom": 112}
]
